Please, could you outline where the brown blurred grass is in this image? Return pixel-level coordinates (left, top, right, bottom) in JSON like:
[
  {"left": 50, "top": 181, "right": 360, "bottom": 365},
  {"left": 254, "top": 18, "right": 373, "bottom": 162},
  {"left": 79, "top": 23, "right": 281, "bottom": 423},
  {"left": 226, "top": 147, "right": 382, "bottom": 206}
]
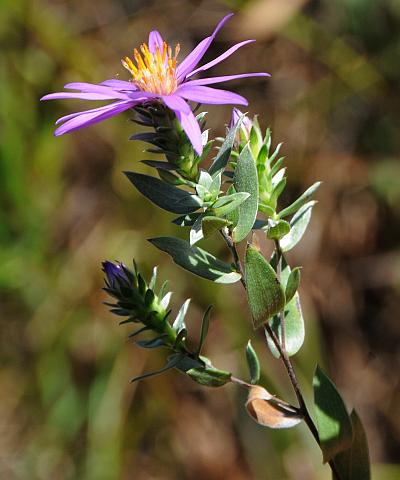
[{"left": 1, "top": 0, "right": 400, "bottom": 478}]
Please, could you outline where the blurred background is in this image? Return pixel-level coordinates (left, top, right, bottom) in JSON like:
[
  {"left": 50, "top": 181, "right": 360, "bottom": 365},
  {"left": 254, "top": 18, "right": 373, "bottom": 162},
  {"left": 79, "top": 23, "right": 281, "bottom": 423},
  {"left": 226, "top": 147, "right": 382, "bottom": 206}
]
[{"left": 1, "top": 0, "right": 400, "bottom": 478}]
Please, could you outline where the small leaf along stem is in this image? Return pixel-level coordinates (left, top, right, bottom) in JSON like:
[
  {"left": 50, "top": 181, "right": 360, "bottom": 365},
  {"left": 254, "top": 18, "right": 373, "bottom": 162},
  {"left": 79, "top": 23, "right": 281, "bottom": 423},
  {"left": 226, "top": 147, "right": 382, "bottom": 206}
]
[{"left": 220, "top": 230, "right": 342, "bottom": 480}]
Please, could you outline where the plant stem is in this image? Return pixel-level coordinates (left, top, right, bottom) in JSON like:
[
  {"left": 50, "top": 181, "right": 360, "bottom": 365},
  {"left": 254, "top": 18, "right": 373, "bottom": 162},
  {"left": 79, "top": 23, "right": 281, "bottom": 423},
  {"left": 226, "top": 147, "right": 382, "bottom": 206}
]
[
  {"left": 274, "top": 240, "right": 286, "bottom": 351},
  {"left": 221, "top": 231, "right": 341, "bottom": 480}
]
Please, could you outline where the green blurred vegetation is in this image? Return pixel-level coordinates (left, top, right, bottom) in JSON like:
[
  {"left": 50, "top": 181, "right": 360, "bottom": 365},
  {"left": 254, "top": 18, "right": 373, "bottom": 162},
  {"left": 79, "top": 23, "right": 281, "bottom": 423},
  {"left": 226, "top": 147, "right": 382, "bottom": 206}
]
[{"left": 1, "top": 0, "right": 400, "bottom": 478}]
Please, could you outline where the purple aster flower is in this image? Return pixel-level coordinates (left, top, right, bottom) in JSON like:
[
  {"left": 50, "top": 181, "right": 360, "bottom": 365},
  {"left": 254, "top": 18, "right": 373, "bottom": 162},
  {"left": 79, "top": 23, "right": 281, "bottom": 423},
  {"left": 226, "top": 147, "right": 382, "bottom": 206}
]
[{"left": 41, "top": 13, "right": 269, "bottom": 155}]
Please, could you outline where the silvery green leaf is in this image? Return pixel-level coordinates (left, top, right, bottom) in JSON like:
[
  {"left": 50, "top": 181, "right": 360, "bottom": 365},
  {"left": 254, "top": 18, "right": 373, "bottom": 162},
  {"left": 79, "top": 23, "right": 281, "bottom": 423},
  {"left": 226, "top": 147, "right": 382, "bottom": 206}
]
[
  {"left": 272, "top": 168, "right": 286, "bottom": 186},
  {"left": 173, "top": 298, "right": 191, "bottom": 333},
  {"left": 313, "top": 366, "right": 353, "bottom": 463},
  {"left": 149, "top": 237, "right": 242, "bottom": 284},
  {"left": 258, "top": 202, "right": 275, "bottom": 217},
  {"left": 270, "top": 157, "right": 285, "bottom": 177},
  {"left": 279, "top": 182, "right": 321, "bottom": 218},
  {"left": 257, "top": 144, "right": 268, "bottom": 165},
  {"left": 269, "top": 142, "right": 283, "bottom": 164},
  {"left": 196, "top": 305, "right": 212, "bottom": 356},
  {"left": 285, "top": 267, "right": 301, "bottom": 304},
  {"left": 202, "top": 216, "right": 230, "bottom": 238},
  {"left": 125, "top": 172, "right": 202, "bottom": 214},
  {"left": 198, "top": 170, "right": 213, "bottom": 189},
  {"left": 186, "top": 366, "right": 231, "bottom": 387},
  {"left": 334, "top": 410, "right": 371, "bottom": 480},
  {"left": 190, "top": 214, "right": 204, "bottom": 245},
  {"left": 250, "top": 125, "right": 262, "bottom": 158},
  {"left": 209, "top": 171, "right": 222, "bottom": 195},
  {"left": 209, "top": 115, "right": 244, "bottom": 175},
  {"left": 246, "top": 340, "right": 261, "bottom": 384},
  {"left": 280, "top": 201, "right": 316, "bottom": 252},
  {"left": 212, "top": 192, "right": 250, "bottom": 216},
  {"left": 195, "top": 183, "right": 209, "bottom": 200},
  {"left": 270, "top": 177, "right": 287, "bottom": 205},
  {"left": 232, "top": 144, "right": 259, "bottom": 242},
  {"left": 266, "top": 219, "right": 291, "bottom": 240},
  {"left": 160, "top": 291, "right": 172, "bottom": 309},
  {"left": 196, "top": 111, "right": 207, "bottom": 122},
  {"left": 266, "top": 257, "right": 305, "bottom": 357},
  {"left": 149, "top": 266, "right": 158, "bottom": 290},
  {"left": 172, "top": 212, "right": 202, "bottom": 227},
  {"left": 201, "top": 128, "right": 209, "bottom": 146},
  {"left": 158, "top": 280, "right": 168, "bottom": 299},
  {"left": 225, "top": 185, "right": 239, "bottom": 226},
  {"left": 198, "top": 139, "right": 213, "bottom": 163},
  {"left": 245, "top": 245, "right": 286, "bottom": 329}
]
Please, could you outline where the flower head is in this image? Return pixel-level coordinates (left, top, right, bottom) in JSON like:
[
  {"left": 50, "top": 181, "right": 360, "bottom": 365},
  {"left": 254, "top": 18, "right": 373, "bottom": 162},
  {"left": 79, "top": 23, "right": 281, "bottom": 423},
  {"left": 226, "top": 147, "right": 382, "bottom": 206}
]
[
  {"left": 102, "top": 261, "right": 130, "bottom": 290},
  {"left": 122, "top": 40, "right": 180, "bottom": 95},
  {"left": 41, "top": 14, "right": 269, "bottom": 155}
]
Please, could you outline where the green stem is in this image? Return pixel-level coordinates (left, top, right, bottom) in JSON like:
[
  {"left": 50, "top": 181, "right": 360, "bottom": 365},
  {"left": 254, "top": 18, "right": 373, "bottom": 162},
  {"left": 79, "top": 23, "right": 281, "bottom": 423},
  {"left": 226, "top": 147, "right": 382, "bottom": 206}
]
[{"left": 274, "top": 239, "right": 286, "bottom": 352}]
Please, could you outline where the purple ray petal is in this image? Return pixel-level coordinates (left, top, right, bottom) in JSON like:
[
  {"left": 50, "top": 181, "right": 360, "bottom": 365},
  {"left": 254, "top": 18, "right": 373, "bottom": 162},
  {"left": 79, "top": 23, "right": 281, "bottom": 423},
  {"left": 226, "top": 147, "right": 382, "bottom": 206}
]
[
  {"left": 162, "top": 94, "right": 203, "bottom": 155},
  {"left": 176, "top": 13, "right": 233, "bottom": 82},
  {"left": 63, "top": 82, "right": 130, "bottom": 97},
  {"left": 148, "top": 30, "right": 164, "bottom": 54},
  {"left": 183, "top": 72, "right": 270, "bottom": 87},
  {"left": 186, "top": 40, "right": 255, "bottom": 77},
  {"left": 176, "top": 85, "right": 248, "bottom": 106},
  {"left": 162, "top": 94, "right": 192, "bottom": 114},
  {"left": 41, "top": 92, "right": 129, "bottom": 101},
  {"left": 100, "top": 79, "right": 138, "bottom": 90},
  {"left": 54, "top": 100, "right": 137, "bottom": 136}
]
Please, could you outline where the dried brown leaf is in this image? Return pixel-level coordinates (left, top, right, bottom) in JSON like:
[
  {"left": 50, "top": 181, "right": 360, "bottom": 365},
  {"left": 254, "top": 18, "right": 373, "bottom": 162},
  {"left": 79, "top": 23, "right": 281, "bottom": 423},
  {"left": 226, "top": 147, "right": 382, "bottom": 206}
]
[{"left": 245, "top": 385, "right": 303, "bottom": 429}]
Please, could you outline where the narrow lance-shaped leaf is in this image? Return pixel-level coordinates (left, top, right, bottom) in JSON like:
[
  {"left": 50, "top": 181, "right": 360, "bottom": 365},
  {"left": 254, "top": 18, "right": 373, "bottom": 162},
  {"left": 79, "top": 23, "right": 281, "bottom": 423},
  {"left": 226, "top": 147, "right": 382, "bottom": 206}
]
[
  {"left": 245, "top": 245, "right": 286, "bottom": 329},
  {"left": 246, "top": 340, "right": 261, "bottom": 385},
  {"left": 148, "top": 266, "right": 158, "bottom": 290},
  {"left": 212, "top": 192, "right": 250, "bottom": 216},
  {"left": 137, "top": 334, "right": 169, "bottom": 349},
  {"left": 149, "top": 237, "right": 242, "bottom": 284},
  {"left": 266, "top": 256, "right": 305, "bottom": 358},
  {"left": 131, "top": 353, "right": 184, "bottom": 383},
  {"left": 280, "top": 201, "right": 316, "bottom": 252},
  {"left": 232, "top": 143, "right": 259, "bottom": 242},
  {"left": 128, "top": 326, "right": 150, "bottom": 338},
  {"left": 186, "top": 366, "right": 231, "bottom": 387},
  {"left": 333, "top": 409, "right": 371, "bottom": 480},
  {"left": 125, "top": 172, "right": 202, "bottom": 214},
  {"left": 285, "top": 267, "right": 301, "bottom": 304},
  {"left": 173, "top": 298, "right": 191, "bottom": 333},
  {"left": 208, "top": 115, "right": 244, "bottom": 175},
  {"left": 196, "top": 305, "right": 212, "bottom": 356},
  {"left": 279, "top": 182, "right": 321, "bottom": 218},
  {"left": 313, "top": 366, "right": 353, "bottom": 463}
]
